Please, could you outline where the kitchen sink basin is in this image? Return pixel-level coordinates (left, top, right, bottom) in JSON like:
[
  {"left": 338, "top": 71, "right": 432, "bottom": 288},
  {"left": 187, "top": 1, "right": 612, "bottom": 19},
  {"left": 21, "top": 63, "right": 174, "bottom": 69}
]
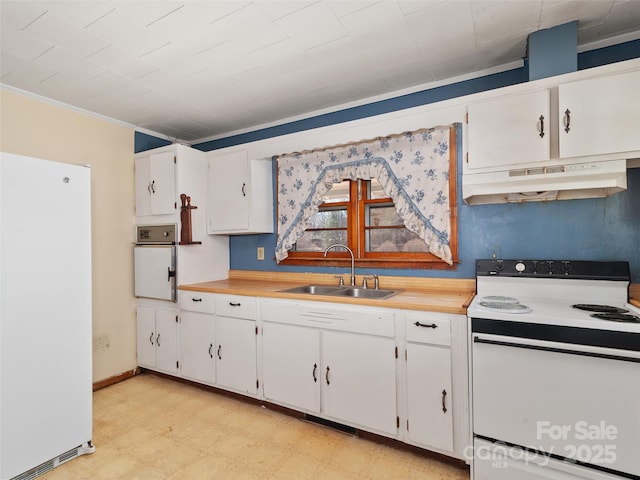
[
  {"left": 280, "top": 284, "right": 342, "bottom": 295},
  {"left": 337, "top": 288, "right": 398, "bottom": 299},
  {"left": 280, "top": 284, "right": 400, "bottom": 300}
]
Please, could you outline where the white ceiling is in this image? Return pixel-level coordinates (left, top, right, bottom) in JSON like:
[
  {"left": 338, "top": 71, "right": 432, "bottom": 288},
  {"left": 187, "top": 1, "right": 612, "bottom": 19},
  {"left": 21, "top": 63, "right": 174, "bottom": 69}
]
[{"left": 2, "top": 1, "right": 640, "bottom": 144}]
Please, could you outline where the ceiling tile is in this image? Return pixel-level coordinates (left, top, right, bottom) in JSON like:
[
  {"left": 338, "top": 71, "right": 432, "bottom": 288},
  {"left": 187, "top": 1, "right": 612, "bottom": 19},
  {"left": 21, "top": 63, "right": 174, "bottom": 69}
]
[{"left": 275, "top": 2, "right": 348, "bottom": 51}]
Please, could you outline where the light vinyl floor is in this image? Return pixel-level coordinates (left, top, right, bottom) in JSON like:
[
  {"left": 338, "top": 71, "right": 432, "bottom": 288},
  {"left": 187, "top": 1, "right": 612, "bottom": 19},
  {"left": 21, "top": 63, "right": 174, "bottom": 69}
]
[{"left": 40, "top": 373, "right": 470, "bottom": 480}]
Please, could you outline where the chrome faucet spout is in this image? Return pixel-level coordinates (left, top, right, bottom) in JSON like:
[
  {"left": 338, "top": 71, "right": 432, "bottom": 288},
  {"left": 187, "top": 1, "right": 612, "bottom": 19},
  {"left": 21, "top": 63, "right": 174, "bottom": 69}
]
[{"left": 323, "top": 243, "right": 356, "bottom": 286}]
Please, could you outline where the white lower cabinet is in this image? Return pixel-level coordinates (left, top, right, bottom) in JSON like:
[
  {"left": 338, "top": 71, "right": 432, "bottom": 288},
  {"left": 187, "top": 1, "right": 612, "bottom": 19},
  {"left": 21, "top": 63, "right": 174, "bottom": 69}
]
[
  {"left": 406, "top": 342, "right": 453, "bottom": 451},
  {"left": 168, "top": 292, "right": 469, "bottom": 462},
  {"left": 176, "top": 292, "right": 258, "bottom": 395},
  {"left": 261, "top": 300, "right": 398, "bottom": 437},
  {"left": 180, "top": 310, "right": 215, "bottom": 384},
  {"left": 262, "top": 322, "right": 320, "bottom": 412},
  {"left": 322, "top": 331, "right": 397, "bottom": 435},
  {"left": 215, "top": 314, "right": 258, "bottom": 394},
  {"left": 136, "top": 302, "right": 179, "bottom": 374}
]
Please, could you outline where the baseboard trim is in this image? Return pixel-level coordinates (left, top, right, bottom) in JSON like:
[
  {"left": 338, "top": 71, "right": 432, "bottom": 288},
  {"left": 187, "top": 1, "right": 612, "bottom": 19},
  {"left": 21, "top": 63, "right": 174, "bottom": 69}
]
[{"left": 93, "top": 368, "right": 140, "bottom": 391}]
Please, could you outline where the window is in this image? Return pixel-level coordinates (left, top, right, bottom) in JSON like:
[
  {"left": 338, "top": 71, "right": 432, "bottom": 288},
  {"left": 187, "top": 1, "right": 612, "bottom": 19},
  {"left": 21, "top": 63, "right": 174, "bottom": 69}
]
[
  {"left": 275, "top": 125, "right": 458, "bottom": 269},
  {"left": 283, "top": 177, "right": 458, "bottom": 270}
]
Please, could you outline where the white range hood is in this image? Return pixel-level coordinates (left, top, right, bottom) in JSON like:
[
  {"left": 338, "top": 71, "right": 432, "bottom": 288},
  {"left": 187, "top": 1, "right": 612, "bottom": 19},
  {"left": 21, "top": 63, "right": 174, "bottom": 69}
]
[{"left": 462, "top": 158, "right": 628, "bottom": 205}]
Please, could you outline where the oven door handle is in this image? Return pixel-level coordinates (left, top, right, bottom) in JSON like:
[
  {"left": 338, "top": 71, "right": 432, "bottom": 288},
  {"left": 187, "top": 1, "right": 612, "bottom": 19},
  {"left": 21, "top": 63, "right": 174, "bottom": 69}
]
[{"left": 473, "top": 336, "right": 640, "bottom": 364}]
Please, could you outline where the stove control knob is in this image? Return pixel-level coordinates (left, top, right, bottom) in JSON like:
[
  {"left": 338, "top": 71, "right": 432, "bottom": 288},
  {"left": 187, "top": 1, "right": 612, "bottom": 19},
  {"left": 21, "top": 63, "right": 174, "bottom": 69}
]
[
  {"left": 532, "top": 260, "right": 539, "bottom": 274},
  {"left": 495, "top": 260, "right": 505, "bottom": 272},
  {"left": 545, "top": 260, "right": 555, "bottom": 274},
  {"left": 515, "top": 261, "right": 526, "bottom": 273},
  {"left": 561, "top": 261, "right": 571, "bottom": 275}
]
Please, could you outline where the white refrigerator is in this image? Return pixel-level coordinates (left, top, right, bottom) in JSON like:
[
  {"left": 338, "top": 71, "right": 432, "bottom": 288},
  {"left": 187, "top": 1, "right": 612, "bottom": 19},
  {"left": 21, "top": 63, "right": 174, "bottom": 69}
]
[{"left": 0, "top": 153, "right": 94, "bottom": 479}]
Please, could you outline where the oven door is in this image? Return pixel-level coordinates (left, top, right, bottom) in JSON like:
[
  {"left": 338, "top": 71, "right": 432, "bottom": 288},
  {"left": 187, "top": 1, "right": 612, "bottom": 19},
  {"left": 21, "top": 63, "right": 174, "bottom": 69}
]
[
  {"left": 134, "top": 245, "right": 176, "bottom": 302},
  {"left": 471, "top": 331, "right": 640, "bottom": 479}
]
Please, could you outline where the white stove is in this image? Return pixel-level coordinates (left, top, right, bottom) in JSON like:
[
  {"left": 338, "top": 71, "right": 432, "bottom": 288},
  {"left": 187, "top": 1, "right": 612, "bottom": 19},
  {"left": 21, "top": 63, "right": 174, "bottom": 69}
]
[
  {"left": 468, "top": 259, "right": 640, "bottom": 480},
  {"left": 468, "top": 259, "right": 640, "bottom": 334}
]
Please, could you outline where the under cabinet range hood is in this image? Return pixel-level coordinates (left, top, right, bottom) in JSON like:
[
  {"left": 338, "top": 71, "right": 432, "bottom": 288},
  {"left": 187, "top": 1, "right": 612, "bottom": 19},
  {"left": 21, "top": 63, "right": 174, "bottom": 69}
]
[{"left": 462, "top": 158, "right": 628, "bottom": 205}]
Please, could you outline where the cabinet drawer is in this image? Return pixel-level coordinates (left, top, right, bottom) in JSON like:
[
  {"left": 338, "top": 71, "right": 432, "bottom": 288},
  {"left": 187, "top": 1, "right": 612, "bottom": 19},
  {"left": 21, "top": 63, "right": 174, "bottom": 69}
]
[
  {"left": 261, "top": 300, "right": 395, "bottom": 337},
  {"left": 406, "top": 313, "right": 451, "bottom": 346},
  {"left": 178, "top": 291, "right": 216, "bottom": 313},
  {"left": 216, "top": 295, "right": 257, "bottom": 320}
]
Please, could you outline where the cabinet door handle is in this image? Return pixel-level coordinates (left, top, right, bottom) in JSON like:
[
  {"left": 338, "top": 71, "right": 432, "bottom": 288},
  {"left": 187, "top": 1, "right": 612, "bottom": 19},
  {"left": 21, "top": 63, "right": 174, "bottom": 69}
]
[
  {"left": 241, "top": 182, "right": 246, "bottom": 197},
  {"left": 563, "top": 109, "right": 571, "bottom": 133},
  {"left": 325, "top": 366, "right": 330, "bottom": 385},
  {"left": 229, "top": 302, "right": 241, "bottom": 307},
  {"left": 192, "top": 298, "right": 202, "bottom": 302},
  {"left": 209, "top": 343, "right": 213, "bottom": 358},
  {"left": 312, "top": 363, "right": 318, "bottom": 383},
  {"left": 217, "top": 345, "right": 222, "bottom": 360},
  {"left": 149, "top": 332, "right": 154, "bottom": 345},
  {"left": 414, "top": 321, "right": 438, "bottom": 329},
  {"left": 147, "top": 182, "right": 152, "bottom": 194},
  {"left": 167, "top": 267, "right": 176, "bottom": 281},
  {"left": 538, "top": 115, "right": 545, "bottom": 138},
  {"left": 156, "top": 334, "right": 161, "bottom": 347},
  {"left": 150, "top": 180, "right": 156, "bottom": 194},
  {"left": 442, "top": 389, "right": 448, "bottom": 413}
]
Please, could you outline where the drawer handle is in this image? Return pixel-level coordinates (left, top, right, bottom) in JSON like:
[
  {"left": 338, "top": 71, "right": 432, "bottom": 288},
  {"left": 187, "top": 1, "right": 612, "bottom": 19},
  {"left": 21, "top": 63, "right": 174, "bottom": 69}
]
[
  {"left": 325, "top": 366, "right": 330, "bottom": 385},
  {"left": 217, "top": 345, "right": 222, "bottom": 360},
  {"left": 229, "top": 302, "right": 241, "bottom": 307},
  {"left": 192, "top": 298, "right": 202, "bottom": 302},
  {"left": 312, "top": 363, "right": 318, "bottom": 383},
  {"left": 208, "top": 343, "right": 213, "bottom": 359},
  {"left": 442, "top": 389, "right": 448, "bottom": 413},
  {"left": 414, "top": 321, "right": 438, "bottom": 329}
]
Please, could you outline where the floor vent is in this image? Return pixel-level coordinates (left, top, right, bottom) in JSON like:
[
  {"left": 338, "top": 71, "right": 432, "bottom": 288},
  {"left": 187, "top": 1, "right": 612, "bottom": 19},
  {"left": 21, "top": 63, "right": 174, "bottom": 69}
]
[{"left": 303, "top": 414, "right": 356, "bottom": 435}]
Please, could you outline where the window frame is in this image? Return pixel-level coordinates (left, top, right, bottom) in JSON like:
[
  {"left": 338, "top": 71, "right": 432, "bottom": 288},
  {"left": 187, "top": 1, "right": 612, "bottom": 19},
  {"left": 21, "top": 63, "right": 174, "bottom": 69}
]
[{"left": 279, "top": 128, "right": 459, "bottom": 270}]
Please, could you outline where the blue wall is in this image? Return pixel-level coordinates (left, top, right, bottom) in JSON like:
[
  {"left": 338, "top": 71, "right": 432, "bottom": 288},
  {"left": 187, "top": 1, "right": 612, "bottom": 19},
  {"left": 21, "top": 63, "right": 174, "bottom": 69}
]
[{"left": 143, "top": 40, "right": 640, "bottom": 281}]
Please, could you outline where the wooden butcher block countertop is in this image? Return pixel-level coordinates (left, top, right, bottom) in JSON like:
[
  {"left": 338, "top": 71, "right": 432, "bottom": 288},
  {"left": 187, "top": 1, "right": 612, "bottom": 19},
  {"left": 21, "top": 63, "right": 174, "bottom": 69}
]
[{"left": 180, "top": 270, "right": 476, "bottom": 315}]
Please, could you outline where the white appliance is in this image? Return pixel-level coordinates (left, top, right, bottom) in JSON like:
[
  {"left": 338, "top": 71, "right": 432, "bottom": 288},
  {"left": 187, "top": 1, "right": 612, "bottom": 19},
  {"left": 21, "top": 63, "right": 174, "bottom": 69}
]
[
  {"left": 468, "top": 259, "right": 640, "bottom": 480},
  {"left": 0, "top": 153, "right": 95, "bottom": 480},
  {"left": 134, "top": 224, "right": 177, "bottom": 302}
]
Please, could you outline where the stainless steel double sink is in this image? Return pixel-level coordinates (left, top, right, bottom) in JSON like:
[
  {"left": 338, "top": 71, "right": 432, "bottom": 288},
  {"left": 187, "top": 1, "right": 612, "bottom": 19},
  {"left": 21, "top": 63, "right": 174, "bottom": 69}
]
[{"left": 279, "top": 284, "right": 400, "bottom": 300}]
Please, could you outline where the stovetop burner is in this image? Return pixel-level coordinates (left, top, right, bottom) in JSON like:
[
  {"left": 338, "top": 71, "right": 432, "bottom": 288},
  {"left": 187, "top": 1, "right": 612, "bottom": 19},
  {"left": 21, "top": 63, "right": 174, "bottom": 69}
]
[
  {"left": 572, "top": 304, "right": 629, "bottom": 314},
  {"left": 590, "top": 313, "right": 640, "bottom": 323}
]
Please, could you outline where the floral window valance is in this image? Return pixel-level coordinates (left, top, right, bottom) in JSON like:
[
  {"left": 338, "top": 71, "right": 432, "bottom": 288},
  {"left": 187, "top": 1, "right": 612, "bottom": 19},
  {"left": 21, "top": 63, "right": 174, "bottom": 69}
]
[{"left": 275, "top": 125, "right": 455, "bottom": 265}]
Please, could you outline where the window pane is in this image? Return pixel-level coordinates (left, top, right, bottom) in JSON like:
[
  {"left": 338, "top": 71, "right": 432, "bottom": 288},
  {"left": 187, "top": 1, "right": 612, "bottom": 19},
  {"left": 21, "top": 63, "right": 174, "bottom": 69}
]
[
  {"left": 368, "top": 179, "right": 389, "bottom": 199},
  {"left": 321, "top": 180, "right": 350, "bottom": 203},
  {"left": 367, "top": 228, "right": 429, "bottom": 252},
  {"left": 294, "top": 230, "right": 347, "bottom": 252},
  {"left": 367, "top": 204, "right": 403, "bottom": 227},
  {"left": 308, "top": 209, "right": 347, "bottom": 229}
]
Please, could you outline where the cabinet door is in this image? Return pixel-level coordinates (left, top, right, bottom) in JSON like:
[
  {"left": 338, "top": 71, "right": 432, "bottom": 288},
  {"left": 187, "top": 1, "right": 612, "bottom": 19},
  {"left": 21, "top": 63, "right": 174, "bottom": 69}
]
[
  {"left": 406, "top": 343, "right": 453, "bottom": 452},
  {"left": 322, "top": 332, "right": 397, "bottom": 435},
  {"left": 215, "top": 315, "right": 257, "bottom": 394},
  {"left": 467, "top": 90, "right": 550, "bottom": 170},
  {"left": 155, "top": 307, "right": 179, "bottom": 374},
  {"left": 208, "top": 150, "right": 249, "bottom": 232},
  {"left": 559, "top": 70, "right": 640, "bottom": 158},
  {"left": 149, "top": 151, "right": 176, "bottom": 215},
  {"left": 136, "top": 305, "right": 156, "bottom": 368},
  {"left": 262, "top": 322, "right": 321, "bottom": 412},
  {"left": 180, "top": 311, "right": 215, "bottom": 384},
  {"left": 135, "top": 152, "right": 176, "bottom": 216}
]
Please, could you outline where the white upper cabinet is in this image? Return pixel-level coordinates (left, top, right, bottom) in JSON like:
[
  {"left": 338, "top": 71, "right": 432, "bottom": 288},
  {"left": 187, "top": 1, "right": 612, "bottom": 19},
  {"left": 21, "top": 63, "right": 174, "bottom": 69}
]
[
  {"left": 466, "top": 89, "right": 551, "bottom": 171},
  {"left": 135, "top": 151, "right": 176, "bottom": 216},
  {"left": 207, "top": 149, "right": 273, "bottom": 235},
  {"left": 558, "top": 70, "right": 640, "bottom": 158}
]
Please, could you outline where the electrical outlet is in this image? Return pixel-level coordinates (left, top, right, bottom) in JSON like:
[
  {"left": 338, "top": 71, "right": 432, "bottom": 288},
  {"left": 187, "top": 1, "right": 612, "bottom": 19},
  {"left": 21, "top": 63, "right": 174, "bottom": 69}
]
[{"left": 257, "top": 247, "right": 265, "bottom": 260}]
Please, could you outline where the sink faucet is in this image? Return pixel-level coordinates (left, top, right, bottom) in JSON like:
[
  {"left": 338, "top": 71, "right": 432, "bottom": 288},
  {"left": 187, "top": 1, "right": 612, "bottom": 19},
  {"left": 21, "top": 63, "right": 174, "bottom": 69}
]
[{"left": 323, "top": 243, "right": 356, "bottom": 286}]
